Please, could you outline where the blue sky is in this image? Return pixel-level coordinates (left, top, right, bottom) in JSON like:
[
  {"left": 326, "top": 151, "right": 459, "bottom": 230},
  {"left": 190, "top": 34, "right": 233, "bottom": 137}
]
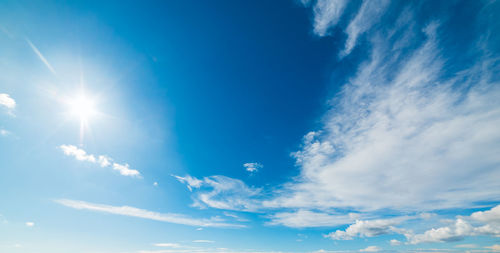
[{"left": 1, "top": 0, "right": 500, "bottom": 252}]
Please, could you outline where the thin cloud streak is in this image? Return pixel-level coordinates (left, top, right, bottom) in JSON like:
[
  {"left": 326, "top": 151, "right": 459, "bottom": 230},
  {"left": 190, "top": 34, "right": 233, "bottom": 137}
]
[
  {"left": 26, "top": 39, "right": 56, "bottom": 74},
  {"left": 55, "top": 199, "right": 245, "bottom": 228}
]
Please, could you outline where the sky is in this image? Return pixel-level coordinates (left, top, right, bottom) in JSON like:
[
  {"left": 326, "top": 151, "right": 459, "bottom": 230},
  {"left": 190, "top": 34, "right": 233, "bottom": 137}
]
[{"left": 0, "top": 0, "right": 500, "bottom": 252}]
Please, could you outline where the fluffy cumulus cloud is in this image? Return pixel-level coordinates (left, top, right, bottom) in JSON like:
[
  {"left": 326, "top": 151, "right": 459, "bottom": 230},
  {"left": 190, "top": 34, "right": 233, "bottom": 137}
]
[
  {"left": 60, "top": 145, "right": 140, "bottom": 177},
  {"left": 55, "top": 199, "right": 244, "bottom": 228},
  {"left": 243, "top": 162, "right": 263, "bottom": 173},
  {"left": 174, "top": 175, "right": 261, "bottom": 212}
]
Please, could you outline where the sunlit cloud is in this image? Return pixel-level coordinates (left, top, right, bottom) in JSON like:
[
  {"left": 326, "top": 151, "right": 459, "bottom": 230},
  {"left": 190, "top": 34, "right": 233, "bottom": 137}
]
[
  {"left": 25, "top": 221, "right": 34, "bottom": 227},
  {"left": 26, "top": 39, "right": 56, "bottom": 74},
  {"left": 59, "top": 144, "right": 141, "bottom": 177},
  {"left": 55, "top": 199, "right": 245, "bottom": 228},
  {"left": 0, "top": 93, "right": 16, "bottom": 110}
]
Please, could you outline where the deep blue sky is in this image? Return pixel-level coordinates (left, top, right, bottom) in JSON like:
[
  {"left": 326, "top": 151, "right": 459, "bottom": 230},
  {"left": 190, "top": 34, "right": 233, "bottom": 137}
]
[{"left": 1, "top": 1, "right": 500, "bottom": 253}]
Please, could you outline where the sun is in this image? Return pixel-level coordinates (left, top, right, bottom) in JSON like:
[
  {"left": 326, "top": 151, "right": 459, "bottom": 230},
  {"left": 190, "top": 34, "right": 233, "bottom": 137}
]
[{"left": 69, "top": 95, "right": 96, "bottom": 121}]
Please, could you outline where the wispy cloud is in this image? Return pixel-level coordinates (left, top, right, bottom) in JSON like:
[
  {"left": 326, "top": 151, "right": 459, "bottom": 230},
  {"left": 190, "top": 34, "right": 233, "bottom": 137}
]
[
  {"left": 55, "top": 199, "right": 245, "bottom": 228},
  {"left": 265, "top": 17, "right": 500, "bottom": 213},
  {"left": 310, "top": 0, "right": 348, "bottom": 36},
  {"left": 59, "top": 145, "right": 141, "bottom": 177},
  {"left": 26, "top": 39, "right": 56, "bottom": 74},
  {"left": 25, "top": 222, "right": 34, "bottom": 227},
  {"left": 174, "top": 175, "right": 261, "bottom": 212},
  {"left": 267, "top": 210, "right": 359, "bottom": 228},
  {"left": 341, "top": 0, "right": 389, "bottom": 56},
  {"left": 192, "top": 240, "right": 215, "bottom": 243}
]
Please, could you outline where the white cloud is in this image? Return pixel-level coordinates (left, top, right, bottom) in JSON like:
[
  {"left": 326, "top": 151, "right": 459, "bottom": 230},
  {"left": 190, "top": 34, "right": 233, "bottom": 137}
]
[
  {"left": 112, "top": 163, "right": 140, "bottom": 177},
  {"left": 154, "top": 182, "right": 159, "bottom": 187},
  {"left": 359, "top": 246, "right": 380, "bottom": 252},
  {"left": 0, "top": 93, "right": 16, "bottom": 110},
  {"left": 389, "top": 239, "right": 401, "bottom": 246},
  {"left": 454, "top": 244, "right": 478, "bottom": 248},
  {"left": 60, "top": 144, "right": 96, "bottom": 163},
  {"left": 192, "top": 240, "right": 214, "bottom": 243},
  {"left": 174, "top": 175, "right": 261, "bottom": 212},
  {"left": 60, "top": 145, "right": 140, "bottom": 177},
  {"left": 55, "top": 199, "right": 244, "bottom": 228},
  {"left": 325, "top": 217, "right": 410, "bottom": 240},
  {"left": 342, "top": 0, "right": 389, "bottom": 56},
  {"left": 98, "top": 155, "right": 112, "bottom": 167},
  {"left": 154, "top": 243, "right": 182, "bottom": 248},
  {"left": 323, "top": 205, "right": 500, "bottom": 244},
  {"left": 470, "top": 205, "right": 500, "bottom": 224},
  {"left": 243, "top": 162, "right": 263, "bottom": 173},
  {"left": 485, "top": 245, "right": 500, "bottom": 252},
  {"left": 310, "top": 0, "right": 348, "bottom": 36},
  {"left": 174, "top": 175, "right": 203, "bottom": 191},
  {"left": 267, "top": 210, "right": 359, "bottom": 228},
  {"left": 263, "top": 18, "right": 500, "bottom": 213},
  {"left": 25, "top": 222, "right": 34, "bottom": 227},
  {"left": 26, "top": 39, "right": 56, "bottom": 74},
  {"left": 0, "top": 129, "right": 10, "bottom": 137},
  {"left": 404, "top": 205, "right": 500, "bottom": 244}
]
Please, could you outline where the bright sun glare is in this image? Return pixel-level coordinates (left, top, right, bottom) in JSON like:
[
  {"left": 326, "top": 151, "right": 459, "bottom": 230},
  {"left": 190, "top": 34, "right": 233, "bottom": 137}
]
[{"left": 69, "top": 95, "right": 96, "bottom": 121}]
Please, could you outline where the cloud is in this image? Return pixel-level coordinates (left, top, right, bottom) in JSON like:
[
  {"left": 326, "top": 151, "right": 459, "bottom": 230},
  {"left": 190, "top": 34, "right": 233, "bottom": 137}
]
[
  {"left": 0, "top": 129, "right": 10, "bottom": 137},
  {"left": 154, "top": 243, "right": 182, "bottom": 248},
  {"left": 25, "top": 222, "right": 34, "bottom": 227},
  {"left": 325, "top": 216, "right": 410, "bottom": 240},
  {"left": 192, "top": 240, "right": 214, "bottom": 243},
  {"left": 112, "top": 163, "right": 140, "bottom": 177},
  {"left": 454, "top": 244, "right": 478, "bottom": 248},
  {"left": 310, "top": 0, "right": 348, "bottom": 36},
  {"left": 341, "top": 0, "right": 389, "bottom": 56},
  {"left": 174, "top": 175, "right": 261, "bottom": 212},
  {"left": 264, "top": 16, "right": 500, "bottom": 213},
  {"left": 60, "top": 145, "right": 140, "bottom": 177},
  {"left": 0, "top": 93, "right": 16, "bottom": 110},
  {"left": 267, "top": 210, "right": 359, "bottom": 228},
  {"left": 323, "top": 205, "right": 500, "bottom": 244},
  {"left": 389, "top": 239, "right": 401, "bottom": 246},
  {"left": 154, "top": 182, "right": 159, "bottom": 187},
  {"left": 55, "top": 199, "right": 244, "bottom": 228},
  {"left": 60, "top": 144, "right": 96, "bottom": 163},
  {"left": 174, "top": 175, "right": 203, "bottom": 191},
  {"left": 359, "top": 246, "right": 380, "bottom": 252},
  {"left": 26, "top": 39, "right": 56, "bottom": 74},
  {"left": 403, "top": 205, "right": 500, "bottom": 244},
  {"left": 243, "top": 162, "right": 263, "bottom": 173},
  {"left": 485, "top": 245, "right": 500, "bottom": 252}
]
